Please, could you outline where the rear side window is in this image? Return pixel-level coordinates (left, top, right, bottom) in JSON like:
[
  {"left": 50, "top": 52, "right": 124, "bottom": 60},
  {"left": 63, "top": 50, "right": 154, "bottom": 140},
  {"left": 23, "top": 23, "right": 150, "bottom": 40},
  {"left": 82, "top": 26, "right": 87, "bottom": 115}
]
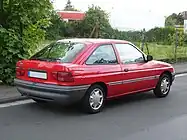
[
  {"left": 31, "top": 42, "right": 85, "bottom": 63},
  {"left": 86, "top": 44, "right": 118, "bottom": 65}
]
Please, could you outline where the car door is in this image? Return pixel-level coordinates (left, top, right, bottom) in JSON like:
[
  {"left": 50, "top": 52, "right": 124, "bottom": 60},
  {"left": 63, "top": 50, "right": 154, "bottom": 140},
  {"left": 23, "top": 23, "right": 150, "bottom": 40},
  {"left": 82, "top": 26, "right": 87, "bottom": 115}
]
[
  {"left": 114, "top": 43, "right": 158, "bottom": 94},
  {"left": 84, "top": 44, "right": 125, "bottom": 97}
]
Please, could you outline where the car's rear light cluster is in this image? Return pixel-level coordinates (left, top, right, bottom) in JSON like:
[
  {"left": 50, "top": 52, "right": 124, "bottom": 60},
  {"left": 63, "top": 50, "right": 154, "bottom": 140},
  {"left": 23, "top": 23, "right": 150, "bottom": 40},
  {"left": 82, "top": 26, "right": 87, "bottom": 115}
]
[
  {"left": 52, "top": 72, "right": 74, "bottom": 82},
  {"left": 16, "top": 67, "right": 25, "bottom": 76}
]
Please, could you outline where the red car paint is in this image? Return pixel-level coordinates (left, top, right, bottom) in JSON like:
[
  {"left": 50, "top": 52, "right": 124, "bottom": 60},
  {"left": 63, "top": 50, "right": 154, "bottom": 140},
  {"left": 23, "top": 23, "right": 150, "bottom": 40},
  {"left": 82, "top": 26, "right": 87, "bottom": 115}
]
[{"left": 16, "top": 39, "right": 175, "bottom": 99}]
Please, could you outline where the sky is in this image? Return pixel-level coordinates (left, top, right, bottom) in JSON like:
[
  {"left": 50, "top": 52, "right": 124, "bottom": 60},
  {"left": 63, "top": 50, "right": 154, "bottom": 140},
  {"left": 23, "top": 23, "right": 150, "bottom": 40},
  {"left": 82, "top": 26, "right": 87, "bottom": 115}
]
[{"left": 53, "top": 0, "right": 187, "bottom": 31}]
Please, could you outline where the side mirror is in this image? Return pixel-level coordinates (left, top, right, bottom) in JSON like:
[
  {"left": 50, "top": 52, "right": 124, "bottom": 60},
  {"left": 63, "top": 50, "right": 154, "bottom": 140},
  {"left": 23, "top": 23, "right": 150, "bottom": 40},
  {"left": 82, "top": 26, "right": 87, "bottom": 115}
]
[{"left": 146, "top": 55, "right": 153, "bottom": 61}]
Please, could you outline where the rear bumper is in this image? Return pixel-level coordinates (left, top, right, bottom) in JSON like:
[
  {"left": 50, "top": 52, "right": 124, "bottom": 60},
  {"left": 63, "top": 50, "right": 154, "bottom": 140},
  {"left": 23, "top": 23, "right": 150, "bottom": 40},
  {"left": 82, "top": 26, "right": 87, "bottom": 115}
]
[{"left": 14, "top": 79, "right": 90, "bottom": 105}]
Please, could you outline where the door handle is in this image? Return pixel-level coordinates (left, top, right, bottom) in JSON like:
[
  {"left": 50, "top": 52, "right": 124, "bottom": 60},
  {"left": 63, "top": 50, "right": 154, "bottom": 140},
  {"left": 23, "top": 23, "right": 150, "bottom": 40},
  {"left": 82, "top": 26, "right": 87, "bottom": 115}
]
[{"left": 124, "top": 68, "right": 129, "bottom": 72}]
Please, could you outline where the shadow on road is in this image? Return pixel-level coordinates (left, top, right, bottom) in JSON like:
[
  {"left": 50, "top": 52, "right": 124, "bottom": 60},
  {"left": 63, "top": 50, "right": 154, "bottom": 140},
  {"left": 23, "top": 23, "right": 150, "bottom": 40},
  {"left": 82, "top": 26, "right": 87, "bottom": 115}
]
[
  {"left": 106, "top": 91, "right": 155, "bottom": 108},
  {"left": 25, "top": 91, "right": 156, "bottom": 116}
]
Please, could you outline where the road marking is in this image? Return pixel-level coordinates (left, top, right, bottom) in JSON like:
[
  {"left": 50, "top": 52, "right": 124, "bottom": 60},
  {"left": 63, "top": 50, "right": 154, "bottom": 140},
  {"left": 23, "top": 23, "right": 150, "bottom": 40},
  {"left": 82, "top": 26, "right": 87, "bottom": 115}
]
[
  {"left": 176, "top": 73, "right": 187, "bottom": 78},
  {"left": 0, "top": 99, "right": 34, "bottom": 108}
]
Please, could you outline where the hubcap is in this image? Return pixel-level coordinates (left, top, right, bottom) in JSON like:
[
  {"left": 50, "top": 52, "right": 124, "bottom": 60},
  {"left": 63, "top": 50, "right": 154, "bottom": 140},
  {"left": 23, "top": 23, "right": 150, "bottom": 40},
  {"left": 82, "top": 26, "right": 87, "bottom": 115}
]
[
  {"left": 89, "top": 88, "right": 104, "bottom": 110},
  {"left": 160, "top": 77, "right": 170, "bottom": 95}
]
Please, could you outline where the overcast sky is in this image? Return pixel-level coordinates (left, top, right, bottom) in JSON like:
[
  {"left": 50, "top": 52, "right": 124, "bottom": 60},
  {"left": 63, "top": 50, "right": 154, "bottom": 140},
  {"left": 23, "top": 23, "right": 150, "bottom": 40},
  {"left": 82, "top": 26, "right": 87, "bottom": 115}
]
[{"left": 53, "top": 0, "right": 187, "bottom": 31}]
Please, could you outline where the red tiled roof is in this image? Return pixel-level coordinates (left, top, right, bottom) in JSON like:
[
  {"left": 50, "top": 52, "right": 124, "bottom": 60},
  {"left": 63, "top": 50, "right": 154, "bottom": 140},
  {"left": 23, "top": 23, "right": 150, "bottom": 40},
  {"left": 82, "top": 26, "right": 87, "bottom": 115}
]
[{"left": 57, "top": 11, "right": 85, "bottom": 20}]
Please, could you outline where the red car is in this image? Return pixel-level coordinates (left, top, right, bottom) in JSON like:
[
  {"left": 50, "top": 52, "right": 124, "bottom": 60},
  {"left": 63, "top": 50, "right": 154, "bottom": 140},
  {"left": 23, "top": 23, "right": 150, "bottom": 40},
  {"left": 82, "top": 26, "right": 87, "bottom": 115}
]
[{"left": 14, "top": 39, "right": 175, "bottom": 113}]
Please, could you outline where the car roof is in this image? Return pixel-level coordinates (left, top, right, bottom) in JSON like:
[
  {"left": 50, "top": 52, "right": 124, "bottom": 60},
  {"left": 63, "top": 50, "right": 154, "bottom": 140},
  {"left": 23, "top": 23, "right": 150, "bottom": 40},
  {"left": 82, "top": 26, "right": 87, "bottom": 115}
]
[{"left": 57, "top": 38, "right": 130, "bottom": 44}]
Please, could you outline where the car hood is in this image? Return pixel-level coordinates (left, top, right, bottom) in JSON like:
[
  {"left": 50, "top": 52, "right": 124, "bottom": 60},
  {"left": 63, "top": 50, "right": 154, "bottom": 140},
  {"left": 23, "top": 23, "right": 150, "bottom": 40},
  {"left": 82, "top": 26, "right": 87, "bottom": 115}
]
[
  {"left": 150, "top": 60, "right": 174, "bottom": 70},
  {"left": 152, "top": 60, "right": 172, "bottom": 66}
]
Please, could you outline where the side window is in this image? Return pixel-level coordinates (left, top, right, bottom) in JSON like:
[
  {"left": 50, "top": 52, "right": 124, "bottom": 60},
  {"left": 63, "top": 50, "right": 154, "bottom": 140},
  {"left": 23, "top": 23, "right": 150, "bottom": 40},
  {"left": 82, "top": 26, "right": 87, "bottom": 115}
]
[
  {"left": 86, "top": 44, "right": 118, "bottom": 65},
  {"left": 115, "top": 44, "right": 144, "bottom": 64}
]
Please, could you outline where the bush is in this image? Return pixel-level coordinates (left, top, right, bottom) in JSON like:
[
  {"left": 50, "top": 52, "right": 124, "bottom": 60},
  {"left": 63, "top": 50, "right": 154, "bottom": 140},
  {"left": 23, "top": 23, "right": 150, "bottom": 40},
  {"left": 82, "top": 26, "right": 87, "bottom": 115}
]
[
  {"left": 0, "top": 28, "right": 28, "bottom": 85},
  {"left": 0, "top": 0, "right": 52, "bottom": 85},
  {"left": 45, "top": 12, "right": 66, "bottom": 40},
  {"left": 184, "top": 34, "right": 187, "bottom": 44},
  {"left": 146, "top": 27, "right": 175, "bottom": 45}
]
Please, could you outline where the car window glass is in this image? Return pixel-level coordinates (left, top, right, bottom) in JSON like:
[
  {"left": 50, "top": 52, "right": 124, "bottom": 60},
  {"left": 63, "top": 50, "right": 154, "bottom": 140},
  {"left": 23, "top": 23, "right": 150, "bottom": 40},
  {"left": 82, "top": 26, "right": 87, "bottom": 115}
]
[
  {"left": 31, "top": 42, "right": 85, "bottom": 63},
  {"left": 115, "top": 44, "right": 144, "bottom": 64},
  {"left": 86, "top": 44, "right": 117, "bottom": 65}
]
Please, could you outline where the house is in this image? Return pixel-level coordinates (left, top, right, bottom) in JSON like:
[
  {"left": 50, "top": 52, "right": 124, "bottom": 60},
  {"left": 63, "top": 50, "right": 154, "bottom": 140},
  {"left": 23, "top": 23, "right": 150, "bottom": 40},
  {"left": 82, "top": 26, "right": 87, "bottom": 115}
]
[
  {"left": 57, "top": 11, "right": 85, "bottom": 22},
  {"left": 182, "top": 11, "right": 187, "bottom": 20},
  {"left": 182, "top": 11, "right": 187, "bottom": 33}
]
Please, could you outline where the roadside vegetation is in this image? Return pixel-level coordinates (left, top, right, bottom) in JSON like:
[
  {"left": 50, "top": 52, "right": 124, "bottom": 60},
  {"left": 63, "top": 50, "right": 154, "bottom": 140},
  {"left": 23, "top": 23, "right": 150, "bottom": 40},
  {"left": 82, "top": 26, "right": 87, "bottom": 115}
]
[
  {"left": 0, "top": 0, "right": 187, "bottom": 84},
  {"left": 141, "top": 43, "right": 187, "bottom": 62}
]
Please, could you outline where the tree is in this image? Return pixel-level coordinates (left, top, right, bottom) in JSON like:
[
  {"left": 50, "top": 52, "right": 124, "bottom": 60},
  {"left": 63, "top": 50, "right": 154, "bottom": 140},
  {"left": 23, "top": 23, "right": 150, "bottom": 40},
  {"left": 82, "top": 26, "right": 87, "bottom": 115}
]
[
  {"left": 176, "top": 13, "right": 184, "bottom": 25},
  {"left": 74, "top": 5, "right": 111, "bottom": 38},
  {"left": 146, "top": 27, "right": 175, "bottom": 45},
  {"left": 0, "top": 0, "right": 53, "bottom": 84},
  {"left": 165, "top": 13, "right": 184, "bottom": 27},
  {"left": 45, "top": 11, "right": 66, "bottom": 40},
  {"left": 64, "top": 0, "right": 75, "bottom": 11}
]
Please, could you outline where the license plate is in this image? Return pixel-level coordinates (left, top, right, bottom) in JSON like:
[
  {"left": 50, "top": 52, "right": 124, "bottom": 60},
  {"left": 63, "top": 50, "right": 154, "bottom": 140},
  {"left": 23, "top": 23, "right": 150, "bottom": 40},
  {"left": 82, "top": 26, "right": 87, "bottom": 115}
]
[{"left": 28, "top": 71, "right": 47, "bottom": 79}]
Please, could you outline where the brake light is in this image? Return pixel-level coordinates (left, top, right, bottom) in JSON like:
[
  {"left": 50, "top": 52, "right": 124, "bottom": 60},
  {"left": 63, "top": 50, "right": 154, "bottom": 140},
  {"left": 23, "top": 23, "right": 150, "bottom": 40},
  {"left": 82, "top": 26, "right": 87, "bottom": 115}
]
[
  {"left": 52, "top": 72, "right": 74, "bottom": 82},
  {"left": 16, "top": 67, "right": 25, "bottom": 76}
]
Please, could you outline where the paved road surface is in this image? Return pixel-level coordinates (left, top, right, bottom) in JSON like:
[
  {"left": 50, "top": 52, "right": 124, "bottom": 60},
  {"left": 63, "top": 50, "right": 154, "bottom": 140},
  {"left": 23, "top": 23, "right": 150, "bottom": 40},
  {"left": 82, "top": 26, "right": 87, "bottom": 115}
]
[{"left": 0, "top": 74, "right": 187, "bottom": 140}]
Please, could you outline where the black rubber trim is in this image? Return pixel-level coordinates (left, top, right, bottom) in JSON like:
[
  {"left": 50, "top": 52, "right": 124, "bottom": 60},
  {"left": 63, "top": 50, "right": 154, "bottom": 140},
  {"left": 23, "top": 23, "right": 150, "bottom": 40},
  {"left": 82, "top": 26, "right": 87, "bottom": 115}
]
[
  {"left": 14, "top": 79, "right": 90, "bottom": 92},
  {"left": 14, "top": 79, "right": 89, "bottom": 104},
  {"left": 171, "top": 72, "right": 175, "bottom": 82}
]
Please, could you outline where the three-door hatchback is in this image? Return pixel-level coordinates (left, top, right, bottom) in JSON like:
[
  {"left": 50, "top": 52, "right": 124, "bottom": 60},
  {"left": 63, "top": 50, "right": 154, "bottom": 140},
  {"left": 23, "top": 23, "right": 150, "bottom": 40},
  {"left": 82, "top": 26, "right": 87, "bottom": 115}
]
[{"left": 14, "top": 38, "right": 175, "bottom": 113}]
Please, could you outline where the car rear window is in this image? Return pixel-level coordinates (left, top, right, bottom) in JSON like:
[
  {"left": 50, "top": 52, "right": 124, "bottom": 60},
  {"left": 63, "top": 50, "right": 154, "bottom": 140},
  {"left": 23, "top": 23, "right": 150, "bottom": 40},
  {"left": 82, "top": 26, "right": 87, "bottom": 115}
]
[{"left": 31, "top": 42, "right": 85, "bottom": 63}]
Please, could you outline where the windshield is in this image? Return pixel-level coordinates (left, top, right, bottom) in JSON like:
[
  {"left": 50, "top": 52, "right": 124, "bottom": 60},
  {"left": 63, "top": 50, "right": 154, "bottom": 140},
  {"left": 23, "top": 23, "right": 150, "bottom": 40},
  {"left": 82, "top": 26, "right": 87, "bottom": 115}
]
[{"left": 31, "top": 42, "right": 85, "bottom": 63}]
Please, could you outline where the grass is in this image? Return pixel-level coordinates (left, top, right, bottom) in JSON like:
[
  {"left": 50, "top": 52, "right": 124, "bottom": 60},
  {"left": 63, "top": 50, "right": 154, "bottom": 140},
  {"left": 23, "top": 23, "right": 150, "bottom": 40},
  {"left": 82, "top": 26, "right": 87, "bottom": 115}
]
[
  {"left": 148, "top": 43, "right": 187, "bottom": 60},
  {"left": 135, "top": 42, "right": 187, "bottom": 63}
]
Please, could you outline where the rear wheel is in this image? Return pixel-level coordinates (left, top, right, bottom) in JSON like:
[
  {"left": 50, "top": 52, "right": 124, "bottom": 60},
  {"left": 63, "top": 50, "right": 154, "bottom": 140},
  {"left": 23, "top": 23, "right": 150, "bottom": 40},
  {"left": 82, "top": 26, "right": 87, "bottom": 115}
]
[
  {"left": 154, "top": 74, "right": 171, "bottom": 98},
  {"left": 82, "top": 85, "right": 106, "bottom": 114}
]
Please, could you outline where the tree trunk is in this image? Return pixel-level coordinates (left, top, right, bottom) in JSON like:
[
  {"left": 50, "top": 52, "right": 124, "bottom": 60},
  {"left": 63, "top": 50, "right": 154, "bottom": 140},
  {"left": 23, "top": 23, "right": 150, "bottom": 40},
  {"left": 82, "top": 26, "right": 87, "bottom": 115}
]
[
  {"left": 0, "top": 0, "right": 3, "bottom": 12},
  {"left": 9, "top": 0, "right": 12, "bottom": 13},
  {"left": 20, "top": 20, "right": 23, "bottom": 40},
  {"left": 0, "top": 0, "right": 4, "bottom": 26}
]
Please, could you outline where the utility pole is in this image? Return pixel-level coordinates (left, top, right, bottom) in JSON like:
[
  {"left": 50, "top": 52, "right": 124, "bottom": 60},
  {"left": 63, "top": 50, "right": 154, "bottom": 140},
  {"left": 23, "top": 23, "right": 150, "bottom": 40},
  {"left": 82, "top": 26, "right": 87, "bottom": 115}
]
[
  {"left": 175, "top": 28, "right": 178, "bottom": 63},
  {"left": 174, "top": 25, "right": 183, "bottom": 63},
  {"left": 141, "top": 28, "right": 146, "bottom": 51}
]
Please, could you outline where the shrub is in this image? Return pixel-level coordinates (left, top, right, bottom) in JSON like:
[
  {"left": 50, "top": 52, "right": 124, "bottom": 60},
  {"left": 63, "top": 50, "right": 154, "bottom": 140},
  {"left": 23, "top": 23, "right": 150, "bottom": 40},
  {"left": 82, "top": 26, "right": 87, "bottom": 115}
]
[{"left": 0, "top": 28, "right": 28, "bottom": 85}]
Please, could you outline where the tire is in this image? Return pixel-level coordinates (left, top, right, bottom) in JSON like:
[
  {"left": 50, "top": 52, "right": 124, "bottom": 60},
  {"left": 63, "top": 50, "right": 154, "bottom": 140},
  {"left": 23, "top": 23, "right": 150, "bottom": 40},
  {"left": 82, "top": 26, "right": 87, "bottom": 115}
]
[
  {"left": 33, "top": 99, "right": 47, "bottom": 104},
  {"left": 82, "top": 85, "right": 106, "bottom": 114},
  {"left": 154, "top": 74, "right": 171, "bottom": 98}
]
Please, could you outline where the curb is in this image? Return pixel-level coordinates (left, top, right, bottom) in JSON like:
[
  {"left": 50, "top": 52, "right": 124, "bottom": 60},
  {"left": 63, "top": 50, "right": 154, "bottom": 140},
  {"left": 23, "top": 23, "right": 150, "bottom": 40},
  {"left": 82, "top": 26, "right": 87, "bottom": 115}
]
[
  {"left": 0, "top": 96, "right": 29, "bottom": 104},
  {"left": 0, "top": 71, "right": 187, "bottom": 104},
  {"left": 176, "top": 71, "right": 187, "bottom": 75}
]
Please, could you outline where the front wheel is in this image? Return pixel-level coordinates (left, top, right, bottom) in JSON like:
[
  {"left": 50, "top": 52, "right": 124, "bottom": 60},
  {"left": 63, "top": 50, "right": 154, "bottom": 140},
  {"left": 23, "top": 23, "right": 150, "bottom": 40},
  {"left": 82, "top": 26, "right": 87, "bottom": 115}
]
[
  {"left": 154, "top": 74, "right": 171, "bottom": 98},
  {"left": 82, "top": 85, "right": 106, "bottom": 114}
]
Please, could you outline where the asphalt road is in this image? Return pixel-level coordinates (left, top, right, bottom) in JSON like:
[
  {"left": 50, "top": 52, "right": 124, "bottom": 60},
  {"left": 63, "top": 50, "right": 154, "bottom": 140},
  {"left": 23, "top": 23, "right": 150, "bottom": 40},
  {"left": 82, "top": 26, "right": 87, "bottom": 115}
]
[{"left": 0, "top": 74, "right": 187, "bottom": 140}]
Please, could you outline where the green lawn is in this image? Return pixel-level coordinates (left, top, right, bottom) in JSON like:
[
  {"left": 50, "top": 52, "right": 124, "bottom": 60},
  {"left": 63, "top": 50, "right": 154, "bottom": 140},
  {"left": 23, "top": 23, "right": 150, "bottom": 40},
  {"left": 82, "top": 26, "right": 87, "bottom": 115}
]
[{"left": 136, "top": 43, "right": 187, "bottom": 61}]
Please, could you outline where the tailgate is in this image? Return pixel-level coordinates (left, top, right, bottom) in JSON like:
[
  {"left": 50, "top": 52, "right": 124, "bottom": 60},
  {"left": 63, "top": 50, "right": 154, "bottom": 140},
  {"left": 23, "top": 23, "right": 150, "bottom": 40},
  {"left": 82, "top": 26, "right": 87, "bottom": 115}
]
[{"left": 16, "top": 60, "right": 71, "bottom": 85}]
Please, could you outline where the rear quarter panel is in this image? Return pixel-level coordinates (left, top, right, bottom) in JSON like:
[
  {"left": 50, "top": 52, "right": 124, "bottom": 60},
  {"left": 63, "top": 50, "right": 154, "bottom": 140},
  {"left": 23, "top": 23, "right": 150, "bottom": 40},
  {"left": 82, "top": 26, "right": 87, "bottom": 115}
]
[{"left": 69, "top": 64, "right": 124, "bottom": 96}]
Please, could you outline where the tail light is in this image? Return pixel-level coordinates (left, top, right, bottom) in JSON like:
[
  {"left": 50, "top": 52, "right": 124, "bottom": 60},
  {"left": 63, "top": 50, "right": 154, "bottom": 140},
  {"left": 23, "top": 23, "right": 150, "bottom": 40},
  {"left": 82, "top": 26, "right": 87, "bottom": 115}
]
[
  {"left": 16, "top": 67, "right": 25, "bottom": 76},
  {"left": 52, "top": 72, "right": 74, "bottom": 82}
]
